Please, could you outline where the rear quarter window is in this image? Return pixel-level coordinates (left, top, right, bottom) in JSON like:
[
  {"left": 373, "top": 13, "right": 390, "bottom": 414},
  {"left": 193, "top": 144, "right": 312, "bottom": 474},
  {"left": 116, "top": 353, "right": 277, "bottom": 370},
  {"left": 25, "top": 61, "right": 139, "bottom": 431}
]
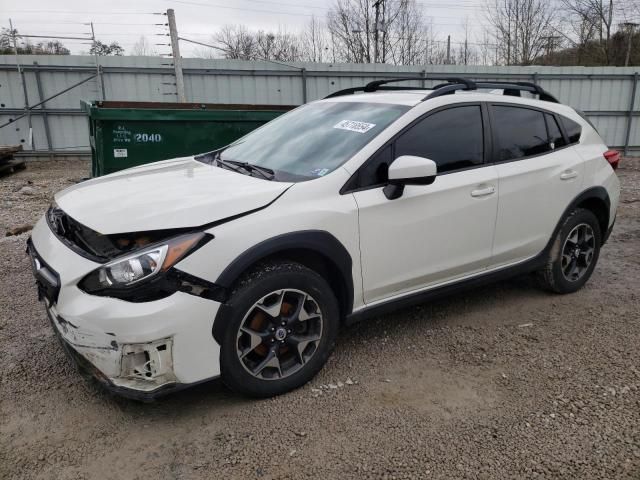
[{"left": 559, "top": 116, "right": 583, "bottom": 144}]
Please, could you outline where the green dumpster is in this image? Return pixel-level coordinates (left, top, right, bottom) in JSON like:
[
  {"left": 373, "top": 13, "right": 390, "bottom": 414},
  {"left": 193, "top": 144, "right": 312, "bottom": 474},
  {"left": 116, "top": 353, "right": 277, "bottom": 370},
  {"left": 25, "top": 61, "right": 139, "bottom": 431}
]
[{"left": 81, "top": 100, "right": 294, "bottom": 177}]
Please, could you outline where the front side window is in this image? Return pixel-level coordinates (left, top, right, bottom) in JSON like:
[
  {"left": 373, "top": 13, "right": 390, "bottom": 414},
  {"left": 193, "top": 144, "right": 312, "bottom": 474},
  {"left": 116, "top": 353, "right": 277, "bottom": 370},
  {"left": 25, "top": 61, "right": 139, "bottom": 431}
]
[
  {"left": 492, "top": 106, "right": 551, "bottom": 161},
  {"left": 217, "top": 101, "right": 409, "bottom": 181},
  {"left": 394, "top": 105, "right": 484, "bottom": 173}
]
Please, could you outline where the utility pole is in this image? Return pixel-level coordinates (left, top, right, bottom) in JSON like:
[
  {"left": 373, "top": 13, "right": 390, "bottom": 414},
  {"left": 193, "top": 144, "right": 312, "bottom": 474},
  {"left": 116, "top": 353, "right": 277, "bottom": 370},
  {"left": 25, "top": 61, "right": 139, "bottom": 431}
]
[
  {"left": 167, "top": 9, "right": 186, "bottom": 102},
  {"left": 621, "top": 22, "right": 638, "bottom": 67},
  {"left": 446, "top": 35, "right": 451, "bottom": 64},
  {"left": 90, "top": 22, "right": 105, "bottom": 100},
  {"left": 373, "top": 0, "right": 382, "bottom": 63}
]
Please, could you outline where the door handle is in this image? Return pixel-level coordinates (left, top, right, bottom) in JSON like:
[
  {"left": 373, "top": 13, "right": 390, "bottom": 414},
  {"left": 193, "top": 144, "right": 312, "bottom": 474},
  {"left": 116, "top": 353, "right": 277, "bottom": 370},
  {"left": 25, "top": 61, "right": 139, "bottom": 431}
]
[
  {"left": 470, "top": 185, "right": 496, "bottom": 198},
  {"left": 560, "top": 170, "right": 578, "bottom": 181}
]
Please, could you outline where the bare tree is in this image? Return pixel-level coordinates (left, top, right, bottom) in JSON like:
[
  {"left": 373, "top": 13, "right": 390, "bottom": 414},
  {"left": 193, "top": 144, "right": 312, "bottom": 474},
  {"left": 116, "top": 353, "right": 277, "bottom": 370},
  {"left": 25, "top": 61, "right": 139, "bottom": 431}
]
[
  {"left": 255, "top": 28, "right": 301, "bottom": 62},
  {"left": 327, "top": 0, "right": 374, "bottom": 63},
  {"left": 213, "top": 25, "right": 256, "bottom": 60},
  {"left": 300, "top": 16, "right": 328, "bottom": 62},
  {"left": 559, "top": 0, "right": 621, "bottom": 64},
  {"left": 485, "top": 0, "right": 557, "bottom": 65},
  {"left": 210, "top": 25, "right": 302, "bottom": 62},
  {"left": 327, "top": 0, "right": 438, "bottom": 65},
  {"left": 387, "top": 0, "right": 431, "bottom": 65},
  {"left": 131, "top": 36, "right": 157, "bottom": 56}
]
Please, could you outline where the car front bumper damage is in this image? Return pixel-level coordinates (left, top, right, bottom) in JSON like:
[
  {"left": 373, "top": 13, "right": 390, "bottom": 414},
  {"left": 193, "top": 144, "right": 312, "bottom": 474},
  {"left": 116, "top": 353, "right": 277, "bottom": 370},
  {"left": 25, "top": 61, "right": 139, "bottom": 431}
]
[{"left": 28, "top": 217, "right": 223, "bottom": 401}]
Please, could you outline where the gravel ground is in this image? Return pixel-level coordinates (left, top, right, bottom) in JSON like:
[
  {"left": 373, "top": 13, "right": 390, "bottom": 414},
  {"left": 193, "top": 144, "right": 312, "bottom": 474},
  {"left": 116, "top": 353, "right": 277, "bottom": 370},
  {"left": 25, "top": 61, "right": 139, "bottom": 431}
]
[{"left": 1, "top": 159, "right": 639, "bottom": 480}]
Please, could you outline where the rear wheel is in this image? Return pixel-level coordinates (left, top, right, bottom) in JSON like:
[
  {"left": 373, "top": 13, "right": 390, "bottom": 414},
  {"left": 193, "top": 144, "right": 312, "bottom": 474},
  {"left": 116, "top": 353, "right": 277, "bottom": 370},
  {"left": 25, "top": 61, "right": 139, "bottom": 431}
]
[
  {"left": 538, "top": 208, "right": 601, "bottom": 294},
  {"left": 219, "top": 261, "right": 339, "bottom": 397}
]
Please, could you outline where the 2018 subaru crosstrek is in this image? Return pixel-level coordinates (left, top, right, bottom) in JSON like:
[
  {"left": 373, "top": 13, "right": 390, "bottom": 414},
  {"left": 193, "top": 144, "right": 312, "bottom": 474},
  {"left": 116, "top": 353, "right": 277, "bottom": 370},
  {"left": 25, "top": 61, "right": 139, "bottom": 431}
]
[{"left": 28, "top": 78, "right": 620, "bottom": 399}]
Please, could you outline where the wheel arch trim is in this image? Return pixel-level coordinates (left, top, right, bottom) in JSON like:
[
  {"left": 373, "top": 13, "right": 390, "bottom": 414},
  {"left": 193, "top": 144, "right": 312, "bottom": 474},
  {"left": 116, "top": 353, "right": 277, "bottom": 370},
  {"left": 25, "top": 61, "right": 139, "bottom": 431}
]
[
  {"left": 214, "top": 229, "right": 354, "bottom": 312},
  {"left": 559, "top": 186, "right": 611, "bottom": 243}
]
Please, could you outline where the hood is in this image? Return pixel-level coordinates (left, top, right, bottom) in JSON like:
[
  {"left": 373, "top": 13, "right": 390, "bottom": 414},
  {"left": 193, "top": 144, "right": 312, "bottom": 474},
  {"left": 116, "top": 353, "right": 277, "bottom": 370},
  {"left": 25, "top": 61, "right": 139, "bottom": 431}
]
[{"left": 55, "top": 157, "right": 292, "bottom": 234}]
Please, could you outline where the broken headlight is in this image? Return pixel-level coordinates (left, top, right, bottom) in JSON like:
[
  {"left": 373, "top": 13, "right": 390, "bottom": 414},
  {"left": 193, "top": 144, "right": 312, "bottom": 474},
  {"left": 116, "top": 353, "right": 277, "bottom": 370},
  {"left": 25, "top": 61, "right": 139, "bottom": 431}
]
[{"left": 79, "top": 232, "right": 211, "bottom": 295}]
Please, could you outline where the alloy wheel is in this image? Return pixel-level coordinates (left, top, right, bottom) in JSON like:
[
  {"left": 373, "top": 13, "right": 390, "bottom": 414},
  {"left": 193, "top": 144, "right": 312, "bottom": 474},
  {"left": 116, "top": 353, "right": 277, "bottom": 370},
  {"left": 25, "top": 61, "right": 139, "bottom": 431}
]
[
  {"left": 236, "top": 289, "right": 323, "bottom": 380},
  {"left": 561, "top": 223, "right": 596, "bottom": 282}
]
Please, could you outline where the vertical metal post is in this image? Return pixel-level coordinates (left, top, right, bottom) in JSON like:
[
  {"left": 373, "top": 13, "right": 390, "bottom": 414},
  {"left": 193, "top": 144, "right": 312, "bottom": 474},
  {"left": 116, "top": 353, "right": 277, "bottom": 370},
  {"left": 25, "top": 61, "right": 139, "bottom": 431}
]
[
  {"left": 167, "top": 9, "right": 186, "bottom": 102},
  {"left": 33, "top": 62, "right": 53, "bottom": 158},
  {"left": 421, "top": 69, "right": 426, "bottom": 89},
  {"left": 10, "top": 18, "right": 35, "bottom": 149},
  {"left": 301, "top": 67, "right": 307, "bottom": 104},
  {"left": 90, "top": 23, "right": 105, "bottom": 100},
  {"left": 532, "top": 72, "right": 538, "bottom": 85},
  {"left": 623, "top": 72, "right": 638, "bottom": 156}
]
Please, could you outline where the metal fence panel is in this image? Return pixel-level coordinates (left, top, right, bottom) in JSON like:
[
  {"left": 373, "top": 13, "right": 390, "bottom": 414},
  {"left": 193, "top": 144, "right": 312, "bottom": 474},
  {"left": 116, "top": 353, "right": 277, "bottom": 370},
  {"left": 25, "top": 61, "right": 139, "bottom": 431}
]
[{"left": 0, "top": 55, "right": 638, "bottom": 156}]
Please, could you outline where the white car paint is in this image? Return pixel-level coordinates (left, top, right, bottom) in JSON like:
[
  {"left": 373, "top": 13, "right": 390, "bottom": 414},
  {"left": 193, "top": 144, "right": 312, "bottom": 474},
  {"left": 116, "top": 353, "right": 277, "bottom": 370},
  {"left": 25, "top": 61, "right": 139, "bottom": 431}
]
[
  {"left": 55, "top": 156, "right": 292, "bottom": 234},
  {"left": 29, "top": 88, "right": 620, "bottom": 397},
  {"left": 354, "top": 164, "right": 499, "bottom": 303}
]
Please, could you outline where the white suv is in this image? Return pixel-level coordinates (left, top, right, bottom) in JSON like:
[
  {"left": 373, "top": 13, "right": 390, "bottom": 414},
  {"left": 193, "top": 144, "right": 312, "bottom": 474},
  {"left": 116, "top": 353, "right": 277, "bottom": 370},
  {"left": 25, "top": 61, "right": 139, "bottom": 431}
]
[{"left": 28, "top": 78, "right": 621, "bottom": 400}]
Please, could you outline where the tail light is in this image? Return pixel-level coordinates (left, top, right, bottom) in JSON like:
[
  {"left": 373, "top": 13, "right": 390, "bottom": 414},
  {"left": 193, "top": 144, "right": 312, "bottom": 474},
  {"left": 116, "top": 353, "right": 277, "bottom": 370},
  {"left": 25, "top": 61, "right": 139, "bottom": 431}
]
[{"left": 604, "top": 150, "right": 620, "bottom": 170}]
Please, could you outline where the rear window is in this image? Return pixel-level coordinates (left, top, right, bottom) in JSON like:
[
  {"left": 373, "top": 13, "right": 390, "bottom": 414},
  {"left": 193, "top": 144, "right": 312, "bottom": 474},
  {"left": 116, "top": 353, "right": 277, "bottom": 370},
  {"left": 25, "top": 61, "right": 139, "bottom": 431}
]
[
  {"left": 492, "top": 106, "right": 552, "bottom": 161},
  {"left": 560, "top": 116, "right": 583, "bottom": 144}
]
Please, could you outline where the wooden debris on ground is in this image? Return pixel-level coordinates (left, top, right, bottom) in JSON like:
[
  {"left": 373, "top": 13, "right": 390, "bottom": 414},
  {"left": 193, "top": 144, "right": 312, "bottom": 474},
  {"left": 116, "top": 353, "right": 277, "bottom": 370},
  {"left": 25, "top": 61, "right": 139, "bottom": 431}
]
[{"left": 0, "top": 145, "right": 26, "bottom": 176}]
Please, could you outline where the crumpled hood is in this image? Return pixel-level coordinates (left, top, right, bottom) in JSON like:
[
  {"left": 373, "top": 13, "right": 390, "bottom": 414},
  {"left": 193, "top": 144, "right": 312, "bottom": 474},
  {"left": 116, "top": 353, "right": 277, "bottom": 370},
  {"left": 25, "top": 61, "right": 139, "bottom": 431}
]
[{"left": 55, "top": 157, "right": 292, "bottom": 234}]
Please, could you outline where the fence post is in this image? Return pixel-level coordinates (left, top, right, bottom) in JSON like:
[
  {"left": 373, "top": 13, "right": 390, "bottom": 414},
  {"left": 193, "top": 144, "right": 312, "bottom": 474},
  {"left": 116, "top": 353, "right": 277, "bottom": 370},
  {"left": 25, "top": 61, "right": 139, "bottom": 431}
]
[
  {"left": 10, "top": 18, "right": 34, "bottom": 149},
  {"left": 33, "top": 62, "right": 53, "bottom": 158},
  {"left": 624, "top": 72, "right": 638, "bottom": 156},
  {"left": 167, "top": 9, "right": 186, "bottom": 102},
  {"left": 301, "top": 67, "right": 307, "bottom": 104},
  {"left": 421, "top": 69, "right": 426, "bottom": 89}
]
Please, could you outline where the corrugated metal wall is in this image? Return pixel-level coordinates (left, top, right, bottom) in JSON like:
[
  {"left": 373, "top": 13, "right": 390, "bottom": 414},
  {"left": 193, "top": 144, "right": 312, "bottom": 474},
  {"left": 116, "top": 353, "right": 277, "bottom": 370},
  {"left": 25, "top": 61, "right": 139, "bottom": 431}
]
[{"left": 0, "top": 55, "right": 638, "bottom": 156}]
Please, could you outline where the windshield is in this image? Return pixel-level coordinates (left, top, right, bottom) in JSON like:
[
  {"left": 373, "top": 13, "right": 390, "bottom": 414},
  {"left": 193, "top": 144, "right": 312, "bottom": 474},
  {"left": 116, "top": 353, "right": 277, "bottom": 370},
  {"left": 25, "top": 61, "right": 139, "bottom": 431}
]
[{"left": 217, "top": 101, "right": 409, "bottom": 181}]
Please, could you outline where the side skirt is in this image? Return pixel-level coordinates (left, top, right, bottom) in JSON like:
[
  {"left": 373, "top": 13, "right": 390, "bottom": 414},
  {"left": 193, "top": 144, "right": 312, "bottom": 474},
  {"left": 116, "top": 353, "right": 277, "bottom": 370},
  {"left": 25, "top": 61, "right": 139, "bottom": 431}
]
[{"left": 344, "top": 254, "right": 547, "bottom": 326}]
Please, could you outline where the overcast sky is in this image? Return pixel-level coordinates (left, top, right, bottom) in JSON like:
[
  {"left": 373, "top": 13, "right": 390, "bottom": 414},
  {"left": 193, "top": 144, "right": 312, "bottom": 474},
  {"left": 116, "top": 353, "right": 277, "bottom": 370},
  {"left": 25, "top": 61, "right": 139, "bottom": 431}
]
[{"left": 2, "top": 0, "right": 489, "bottom": 57}]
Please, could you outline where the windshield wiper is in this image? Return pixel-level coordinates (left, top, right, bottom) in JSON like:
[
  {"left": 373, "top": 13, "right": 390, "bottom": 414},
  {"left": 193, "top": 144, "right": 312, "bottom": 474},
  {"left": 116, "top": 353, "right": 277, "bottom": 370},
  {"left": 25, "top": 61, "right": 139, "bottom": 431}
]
[{"left": 220, "top": 159, "right": 275, "bottom": 180}]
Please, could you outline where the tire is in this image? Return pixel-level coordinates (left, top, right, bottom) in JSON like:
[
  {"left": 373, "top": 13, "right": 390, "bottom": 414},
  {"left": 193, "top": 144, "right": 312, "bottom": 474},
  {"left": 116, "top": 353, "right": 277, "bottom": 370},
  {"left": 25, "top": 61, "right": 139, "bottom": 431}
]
[
  {"left": 537, "top": 208, "right": 602, "bottom": 294},
  {"left": 219, "top": 260, "right": 340, "bottom": 398}
]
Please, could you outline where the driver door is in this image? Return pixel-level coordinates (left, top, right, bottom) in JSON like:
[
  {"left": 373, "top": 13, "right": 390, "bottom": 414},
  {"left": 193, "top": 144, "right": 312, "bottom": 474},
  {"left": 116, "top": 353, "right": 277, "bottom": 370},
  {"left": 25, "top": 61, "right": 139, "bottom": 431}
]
[{"left": 351, "top": 104, "right": 499, "bottom": 304}]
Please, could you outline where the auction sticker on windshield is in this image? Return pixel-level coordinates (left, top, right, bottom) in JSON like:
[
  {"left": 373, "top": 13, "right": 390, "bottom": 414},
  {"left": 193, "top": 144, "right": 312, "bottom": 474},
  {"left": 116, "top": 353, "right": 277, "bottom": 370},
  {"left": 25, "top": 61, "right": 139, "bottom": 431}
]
[{"left": 333, "top": 119, "right": 376, "bottom": 133}]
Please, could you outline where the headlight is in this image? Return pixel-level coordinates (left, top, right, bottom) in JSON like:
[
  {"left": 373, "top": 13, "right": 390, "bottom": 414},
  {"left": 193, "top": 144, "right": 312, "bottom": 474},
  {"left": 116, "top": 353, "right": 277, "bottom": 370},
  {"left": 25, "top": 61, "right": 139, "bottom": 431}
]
[
  {"left": 98, "top": 245, "right": 168, "bottom": 286},
  {"left": 79, "top": 232, "right": 211, "bottom": 294}
]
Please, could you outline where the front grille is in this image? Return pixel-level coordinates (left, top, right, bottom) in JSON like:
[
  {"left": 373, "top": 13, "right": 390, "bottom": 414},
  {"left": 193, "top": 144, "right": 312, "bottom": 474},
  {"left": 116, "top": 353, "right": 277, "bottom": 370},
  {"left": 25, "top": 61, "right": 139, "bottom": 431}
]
[
  {"left": 46, "top": 205, "right": 117, "bottom": 262},
  {"left": 46, "top": 205, "right": 195, "bottom": 263},
  {"left": 27, "top": 239, "right": 61, "bottom": 303}
]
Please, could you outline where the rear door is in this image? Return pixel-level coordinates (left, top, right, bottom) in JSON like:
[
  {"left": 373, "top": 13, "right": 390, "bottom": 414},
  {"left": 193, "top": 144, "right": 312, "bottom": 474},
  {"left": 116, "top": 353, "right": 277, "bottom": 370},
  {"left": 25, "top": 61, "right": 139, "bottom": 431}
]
[
  {"left": 352, "top": 104, "right": 499, "bottom": 304},
  {"left": 489, "top": 104, "right": 585, "bottom": 267}
]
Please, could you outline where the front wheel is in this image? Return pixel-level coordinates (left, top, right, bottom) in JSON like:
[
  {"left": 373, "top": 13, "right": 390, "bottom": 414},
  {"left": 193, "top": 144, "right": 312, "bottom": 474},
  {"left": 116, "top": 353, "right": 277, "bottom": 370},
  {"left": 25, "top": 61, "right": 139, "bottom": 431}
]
[
  {"left": 219, "top": 261, "right": 339, "bottom": 397},
  {"left": 537, "top": 208, "right": 602, "bottom": 294}
]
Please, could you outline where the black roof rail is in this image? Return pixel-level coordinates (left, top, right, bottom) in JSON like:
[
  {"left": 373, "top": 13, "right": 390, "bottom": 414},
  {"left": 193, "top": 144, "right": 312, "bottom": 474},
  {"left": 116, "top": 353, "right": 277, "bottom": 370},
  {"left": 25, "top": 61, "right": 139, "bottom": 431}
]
[
  {"left": 423, "top": 80, "right": 559, "bottom": 103},
  {"left": 324, "top": 76, "right": 560, "bottom": 103},
  {"left": 324, "top": 76, "right": 476, "bottom": 99}
]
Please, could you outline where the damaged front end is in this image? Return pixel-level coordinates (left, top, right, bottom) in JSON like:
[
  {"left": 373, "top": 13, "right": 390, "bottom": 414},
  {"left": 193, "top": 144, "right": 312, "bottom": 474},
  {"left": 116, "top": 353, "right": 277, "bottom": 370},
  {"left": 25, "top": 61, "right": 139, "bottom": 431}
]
[
  {"left": 28, "top": 207, "right": 227, "bottom": 401},
  {"left": 46, "top": 203, "right": 227, "bottom": 303},
  {"left": 49, "top": 308, "right": 180, "bottom": 400}
]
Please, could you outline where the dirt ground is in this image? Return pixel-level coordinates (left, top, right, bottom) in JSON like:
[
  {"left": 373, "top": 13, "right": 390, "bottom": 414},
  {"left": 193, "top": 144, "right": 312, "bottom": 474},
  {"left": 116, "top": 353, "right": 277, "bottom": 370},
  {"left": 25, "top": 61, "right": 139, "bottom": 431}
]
[{"left": 0, "top": 158, "right": 639, "bottom": 480}]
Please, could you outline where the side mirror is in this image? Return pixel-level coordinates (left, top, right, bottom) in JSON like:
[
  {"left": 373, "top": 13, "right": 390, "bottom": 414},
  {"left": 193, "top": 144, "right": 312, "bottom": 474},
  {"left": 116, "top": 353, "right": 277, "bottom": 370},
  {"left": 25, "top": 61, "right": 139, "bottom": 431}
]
[{"left": 383, "top": 155, "right": 437, "bottom": 200}]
